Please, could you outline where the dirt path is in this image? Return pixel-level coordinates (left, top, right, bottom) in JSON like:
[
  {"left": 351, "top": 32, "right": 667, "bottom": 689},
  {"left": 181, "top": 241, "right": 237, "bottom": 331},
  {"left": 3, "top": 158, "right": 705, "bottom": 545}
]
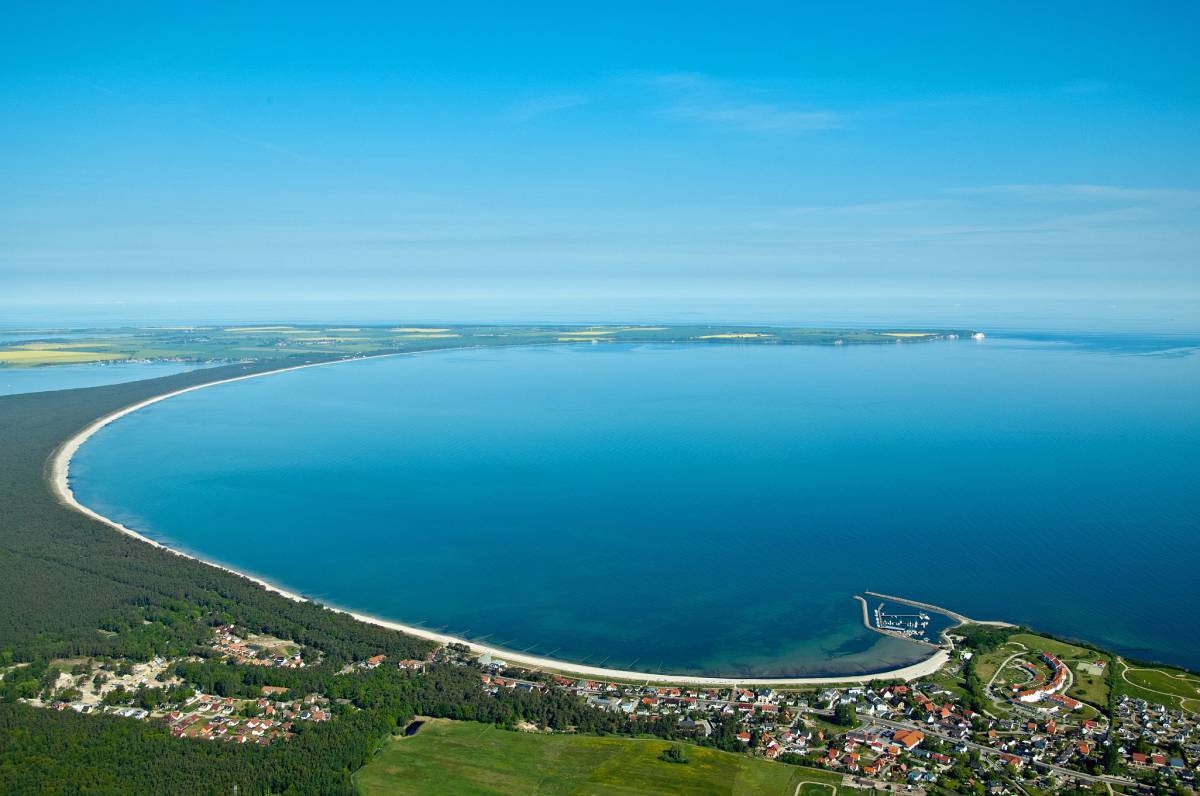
[
  {"left": 987, "top": 652, "right": 1025, "bottom": 690},
  {"left": 1119, "top": 659, "right": 1200, "bottom": 708}
]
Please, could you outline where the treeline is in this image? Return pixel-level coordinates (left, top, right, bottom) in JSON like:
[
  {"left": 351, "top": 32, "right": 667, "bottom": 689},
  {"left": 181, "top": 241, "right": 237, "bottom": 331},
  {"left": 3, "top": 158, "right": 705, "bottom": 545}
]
[
  {"left": 0, "top": 700, "right": 382, "bottom": 795},
  {"left": 0, "top": 359, "right": 434, "bottom": 667},
  {"left": 955, "top": 623, "right": 1021, "bottom": 653},
  {"left": 170, "top": 659, "right": 749, "bottom": 750},
  {"left": 961, "top": 654, "right": 988, "bottom": 715},
  {"left": 0, "top": 663, "right": 746, "bottom": 794}
]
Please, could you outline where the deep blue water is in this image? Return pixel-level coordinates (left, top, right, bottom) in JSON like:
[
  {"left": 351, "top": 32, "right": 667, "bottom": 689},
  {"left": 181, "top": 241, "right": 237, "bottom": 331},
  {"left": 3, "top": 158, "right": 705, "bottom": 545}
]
[
  {"left": 0, "top": 362, "right": 206, "bottom": 397},
  {"left": 72, "top": 337, "right": 1200, "bottom": 676}
]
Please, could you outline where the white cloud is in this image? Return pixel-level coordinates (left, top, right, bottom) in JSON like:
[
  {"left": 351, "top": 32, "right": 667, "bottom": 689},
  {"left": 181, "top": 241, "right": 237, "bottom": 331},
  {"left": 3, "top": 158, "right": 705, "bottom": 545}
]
[
  {"left": 640, "top": 71, "right": 843, "bottom": 133},
  {"left": 664, "top": 102, "right": 840, "bottom": 132}
]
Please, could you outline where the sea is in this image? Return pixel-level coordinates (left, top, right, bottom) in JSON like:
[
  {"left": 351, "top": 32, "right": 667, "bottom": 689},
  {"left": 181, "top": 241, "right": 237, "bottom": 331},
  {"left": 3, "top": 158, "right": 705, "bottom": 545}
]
[
  {"left": 0, "top": 361, "right": 208, "bottom": 397},
  {"left": 69, "top": 332, "right": 1200, "bottom": 677}
]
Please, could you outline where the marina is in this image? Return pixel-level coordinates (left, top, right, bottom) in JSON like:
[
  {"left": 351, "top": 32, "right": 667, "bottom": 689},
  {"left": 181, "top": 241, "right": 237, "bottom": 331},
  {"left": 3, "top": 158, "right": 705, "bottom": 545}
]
[{"left": 858, "top": 592, "right": 966, "bottom": 648}]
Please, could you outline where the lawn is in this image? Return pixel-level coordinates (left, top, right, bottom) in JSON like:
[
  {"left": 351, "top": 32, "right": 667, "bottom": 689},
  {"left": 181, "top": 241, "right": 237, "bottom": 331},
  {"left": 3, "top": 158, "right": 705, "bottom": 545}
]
[
  {"left": 926, "top": 670, "right": 970, "bottom": 701},
  {"left": 973, "top": 640, "right": 1030, "bottom": 684},
  {"left": 802, "top": 712, "right": 856, "bottom": 740},
  {"left": 1066, "top": 661, "right": 1110, "bottom": 707},
  {"left": 354, "top": 719, "right": 838, "bottom": 796}
]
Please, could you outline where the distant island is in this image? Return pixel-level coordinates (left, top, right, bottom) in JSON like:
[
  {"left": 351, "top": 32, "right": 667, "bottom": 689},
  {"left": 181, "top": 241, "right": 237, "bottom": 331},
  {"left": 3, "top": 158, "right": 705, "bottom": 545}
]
[{"left": 0, "top": 322, "right": 976, "bottom": 368}]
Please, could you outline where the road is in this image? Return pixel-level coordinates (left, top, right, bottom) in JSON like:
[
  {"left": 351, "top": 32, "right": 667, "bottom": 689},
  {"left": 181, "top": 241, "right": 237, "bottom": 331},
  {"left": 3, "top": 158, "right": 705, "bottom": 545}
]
[{"left": 863, "top": 716, "right": 1134, "bottom": 788}]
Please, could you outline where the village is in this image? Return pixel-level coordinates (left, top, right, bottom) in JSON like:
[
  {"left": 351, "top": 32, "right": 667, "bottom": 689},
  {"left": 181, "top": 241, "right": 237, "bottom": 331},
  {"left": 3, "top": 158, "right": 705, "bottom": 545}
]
[
  {"left": 458, "top": 636, "right": 1199, "bottom": 794},
  {"left": 15, "top": 626, "right": 330, "bottom": 747},
  {"left": 6, "top": 623, "right": 1199, "bottom": 794}
]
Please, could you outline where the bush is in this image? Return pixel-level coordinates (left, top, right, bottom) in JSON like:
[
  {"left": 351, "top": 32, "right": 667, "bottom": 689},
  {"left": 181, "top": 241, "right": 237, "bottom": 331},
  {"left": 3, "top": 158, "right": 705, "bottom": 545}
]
[{"left": 658, "top": 744, "right": 690, "bottom": 764}]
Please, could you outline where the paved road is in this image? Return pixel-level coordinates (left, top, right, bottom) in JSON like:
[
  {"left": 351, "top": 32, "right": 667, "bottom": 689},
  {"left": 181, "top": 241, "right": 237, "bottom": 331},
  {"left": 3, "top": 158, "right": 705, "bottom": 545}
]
[{"left": 863, "top": 716, "right": 1134, "bottom": 788}]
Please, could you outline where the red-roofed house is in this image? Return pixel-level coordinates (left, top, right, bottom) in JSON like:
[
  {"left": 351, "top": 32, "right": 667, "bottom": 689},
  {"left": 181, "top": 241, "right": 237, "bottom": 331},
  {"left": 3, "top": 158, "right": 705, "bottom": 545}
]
[{"left": 892, "top": 730, "right": 924, "bottom": 750}]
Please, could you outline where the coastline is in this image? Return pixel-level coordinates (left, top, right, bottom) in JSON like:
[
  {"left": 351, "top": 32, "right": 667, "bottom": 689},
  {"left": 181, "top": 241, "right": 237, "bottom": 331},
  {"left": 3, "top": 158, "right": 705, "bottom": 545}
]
[{"left": 50, "top": 349, "right": 959, "bottom": 686}]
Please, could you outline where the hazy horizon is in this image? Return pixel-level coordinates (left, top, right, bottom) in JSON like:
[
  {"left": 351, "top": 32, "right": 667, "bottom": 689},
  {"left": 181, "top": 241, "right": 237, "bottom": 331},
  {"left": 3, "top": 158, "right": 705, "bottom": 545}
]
[{"left": 4, "top": 3, "right": 1199, "bottom": 314}]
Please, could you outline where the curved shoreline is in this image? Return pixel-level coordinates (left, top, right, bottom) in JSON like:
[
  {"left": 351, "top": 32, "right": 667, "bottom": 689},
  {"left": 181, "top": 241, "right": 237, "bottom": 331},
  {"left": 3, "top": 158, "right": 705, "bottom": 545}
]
[{"left": 50, "top": 350, "right": 954, "bottom": 686}]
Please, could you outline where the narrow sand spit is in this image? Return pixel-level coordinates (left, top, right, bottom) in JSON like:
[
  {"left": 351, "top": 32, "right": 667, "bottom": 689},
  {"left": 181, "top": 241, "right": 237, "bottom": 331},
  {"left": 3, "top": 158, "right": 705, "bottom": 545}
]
[{"left": 51, "top": 350, "right": 958, "bottom": 686}]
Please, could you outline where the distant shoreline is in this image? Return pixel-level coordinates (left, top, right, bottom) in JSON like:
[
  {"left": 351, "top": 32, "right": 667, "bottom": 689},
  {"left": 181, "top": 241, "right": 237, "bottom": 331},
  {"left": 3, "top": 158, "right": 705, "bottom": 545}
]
[{"left": 50, "top": 345, "right": 984, "bottom": 686}]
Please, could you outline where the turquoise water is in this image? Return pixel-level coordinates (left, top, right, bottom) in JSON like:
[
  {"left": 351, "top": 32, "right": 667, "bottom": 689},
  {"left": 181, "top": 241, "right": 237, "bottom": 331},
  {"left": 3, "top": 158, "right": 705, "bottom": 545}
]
[
  {"left": 72, "top": 338, "right": 1200, "bottom": 676},
  {"left": 0, "top": 361, "right": 207, "bottom": 397}
]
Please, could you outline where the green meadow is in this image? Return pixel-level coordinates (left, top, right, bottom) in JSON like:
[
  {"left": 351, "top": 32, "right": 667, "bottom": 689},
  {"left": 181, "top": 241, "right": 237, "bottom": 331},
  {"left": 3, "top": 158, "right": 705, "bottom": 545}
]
[
  {"left": 1118, "top": 663, "right": 1200, "bottom": 712},
  {"left": 353, "top": 719, "right": 839, "bottom": 796}
]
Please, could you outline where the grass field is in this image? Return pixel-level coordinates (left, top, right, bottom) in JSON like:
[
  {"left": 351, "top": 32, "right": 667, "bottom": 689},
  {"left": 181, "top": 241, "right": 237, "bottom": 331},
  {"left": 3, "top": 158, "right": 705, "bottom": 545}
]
[
  {"left": 1003, "top": 634, "right": 1118, "bottom": 708},
  {"left": 353, "top": 719, "right": 838, "bottom": 796},
  {"left": 795, "top": 784, "right": 836, "bottom": 795},
  {"left": 0, "top": 349, "right": 128, "bottom": 366},
  {"left": 1067, "top": 665, "right": 1110, "bottom": 707},
  {"left": 971, "top": 632, "right": 1115, "bottom": 712},
  {"left": 973, "top": 645, "right": 1020, "bottom": 685},
  {"left": 1006, "top": 633, "right": 1090, "bottom": 659},
  {"left": 1117, "top": 662, "right": 1200, "bottom": 711}
]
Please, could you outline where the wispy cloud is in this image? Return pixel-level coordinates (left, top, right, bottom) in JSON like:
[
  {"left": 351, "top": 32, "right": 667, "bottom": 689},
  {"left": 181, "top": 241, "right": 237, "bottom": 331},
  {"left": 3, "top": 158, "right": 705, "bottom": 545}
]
[
  {"left": 783, "top": 199, "right": 956, "bottom": 217},
  {"left": 505, "top": 93, "right": 588, "bottom": 121},
  {"left": 66, "top": 74, "right": 117, "bottom": 95},
  {"left": 217, "top": 129, "right": 316, "bottom": 164},
  {"left": 753, "top": 183, "right": 1200, "bottom": 253},
  {"left": 666, "top": 103, "right": 840, "bottom": 133},
  {"left": 65, "top": 73, "right": 318, "bottom": 165},
  {"left": 640, "top": 71, "right": 842, "bottom": 134},
  {"left": 948, "top": 184, "right": 1200, "bottom": 205}
]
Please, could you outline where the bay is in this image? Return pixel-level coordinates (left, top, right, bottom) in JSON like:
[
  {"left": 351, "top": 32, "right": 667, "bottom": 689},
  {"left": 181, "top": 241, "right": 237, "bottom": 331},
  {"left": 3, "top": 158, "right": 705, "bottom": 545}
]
[{"left": 71, "top": 337, "right": 1200, "bottom": 676}]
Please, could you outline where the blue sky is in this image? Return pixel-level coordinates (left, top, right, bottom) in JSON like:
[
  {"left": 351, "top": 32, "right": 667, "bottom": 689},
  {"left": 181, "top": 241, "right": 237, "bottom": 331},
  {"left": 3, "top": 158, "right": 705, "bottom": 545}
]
[{"left": 2, "top": 2, "right": 1198, "bottom": 316}]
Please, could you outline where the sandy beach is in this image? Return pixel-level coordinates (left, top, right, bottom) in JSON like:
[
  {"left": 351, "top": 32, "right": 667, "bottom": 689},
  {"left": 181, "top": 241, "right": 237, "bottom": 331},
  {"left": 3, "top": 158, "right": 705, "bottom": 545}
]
[{"left": 49, "top": 351, "right": 958, "bottom": 686}]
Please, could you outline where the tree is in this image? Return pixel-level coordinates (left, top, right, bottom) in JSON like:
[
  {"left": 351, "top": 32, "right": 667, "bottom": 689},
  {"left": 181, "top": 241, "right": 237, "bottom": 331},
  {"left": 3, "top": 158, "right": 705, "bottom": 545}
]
[
  {"left": 657, "top": 744, "right": 690, "bottom": 764},
  {"left": 833, "top": 702, "right": 857, "bottom": 726}
]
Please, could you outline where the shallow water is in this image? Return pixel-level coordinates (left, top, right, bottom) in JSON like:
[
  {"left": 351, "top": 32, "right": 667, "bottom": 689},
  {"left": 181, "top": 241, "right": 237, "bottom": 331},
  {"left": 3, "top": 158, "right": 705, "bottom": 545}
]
[
  {"left": 72, "top": 337, "right": 1200, "bottom": 675},
  {"left": 0, "top": 361, "right": 206, "bottom": 397}
]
